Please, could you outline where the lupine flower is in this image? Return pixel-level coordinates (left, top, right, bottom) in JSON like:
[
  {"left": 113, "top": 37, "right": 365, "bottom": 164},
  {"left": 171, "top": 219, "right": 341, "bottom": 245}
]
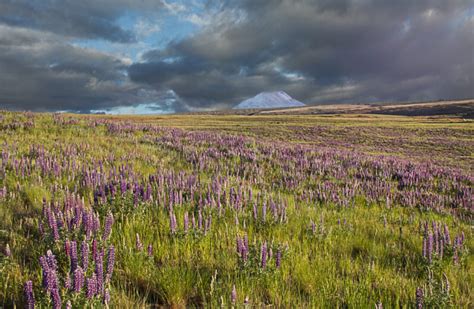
[
  {"left": 74, "top": 266, "right": 85, "bottom": 292},
  {"left": 95, "top": 250, "right": 104, "bottom": 295},
  {"left": 106, "top": 245, "right": 115, "bottom": 281},
  {"left": 416, "top": 287, "right": 423, "bottom": 308},
  {"left": 46, "top": 250, "right": 58, "bottom": 270},
  {"left": 261, "top": 242, "right": 267, "bottom": 268},
  {"left": 51, "top": 288, "right": 62, "bottom": 309},
  {"left": 66, "top": 301, "right": 72, "bottom": 309},
  {"left": 81, "top": 241, "right": 89, "bottom": 272},
  {"left": 92, "top": 239, "right": 98, "bottom": 260},
  {"left": 147, "top": 244, "right": 153, "bottom": 256},
  {"left": 86, "top": 274, "right": 97, "bottom": 299},
  {"left": 276, "top": 249, "right": 282, "bottom": 268},
  {"left": 24, "top": 281, "right": 35, "bottom": 309},
  {"left": 170, "top": 212, "right": 177, "bottom": 234},
  {"left": 444, "top": 224, "right": 451, "bottom": 245},
  {"left": 103, "top": 212, "right": 114, "bottom": 240},
  {"left": 427, "top": 232, "right": 433, "bottom": 262},
  {"left": 70, "top": 240, "right": 78, "bottom": 272}
]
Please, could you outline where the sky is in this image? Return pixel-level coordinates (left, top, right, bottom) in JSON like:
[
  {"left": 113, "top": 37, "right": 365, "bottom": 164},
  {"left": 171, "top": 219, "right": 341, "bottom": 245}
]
[{"left": 0, "top": 0, "right": 473, "bottom": 114}]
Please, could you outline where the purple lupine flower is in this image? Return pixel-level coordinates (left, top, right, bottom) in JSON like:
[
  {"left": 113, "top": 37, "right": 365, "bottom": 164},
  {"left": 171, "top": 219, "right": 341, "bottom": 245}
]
[
  {"left": 276, "top": 249, "right": 282, "bottom": 268},
  {"left": 46, "top": 269, "right": 59, "bottom": 292},
  {"left": 39, "top": 256, "right": 49, "bottom": 288},
  {"left": 51, "top": 288, "right": 61, "bottom": 309},
  {"left": 70, "top": 240, "right": 78, "bottom": 272},
  {"left": 103, "top": 212, "right": 114, "bottom": 240},
  {"left": 95, "top": 250, "right": 104, "bottom": 295},
  {"left": 231, "top": 285, "right": 237, "bottom": 304},
  {"left": 46, "top": 250, "right": 58, "bottom": 270},
  {"left": 74, "top": 266, "right": 85, "bottom": 292},
  {"left": 81, "top": 241, "right": 89, "bottom": 272},
  {"left": 92, "top": 239, "right": 98, "bottom": 261},
  {"left": 416, "top": 287, "right": 423, "bottom": 309},
  {"left": 444, "top": 224, "right": 451, "bottom": 245},
  {"left": 170, "top": 212, "right": 177, "bottom": 234},
  {"left": 136, "top": 233, "right": 143, "bottom": 251},
  {"left": 427, "top": 232, "right": 433, "bottom": 262},
  {"left": 261, "top": 242, "right": 267, "bottom": 268},
  {"left": 86, "top": 274, "right": 97, "bottom": 299},
  {"left": 24, "top": 280, "right": 35, "bottom": 309},
  {"left": 106, "top": 245, "right": 115, "bottom": 281},
  {"left": 66, "top": 301, "right": 72, "bottom": 309},
  {"left": 147, "top": 244, "right": 153, "bottom": 257}
]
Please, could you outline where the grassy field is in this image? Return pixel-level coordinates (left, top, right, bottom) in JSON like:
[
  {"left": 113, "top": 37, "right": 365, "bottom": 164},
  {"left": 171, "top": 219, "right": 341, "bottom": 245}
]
[{"left": 0, "top": 111, "right": 472, "bottom": 308}]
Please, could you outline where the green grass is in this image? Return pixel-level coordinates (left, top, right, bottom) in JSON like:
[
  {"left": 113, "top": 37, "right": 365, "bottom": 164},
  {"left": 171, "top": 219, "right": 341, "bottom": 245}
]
[{"left": 0, "top": 111, "right": 472, "bottom": 308}]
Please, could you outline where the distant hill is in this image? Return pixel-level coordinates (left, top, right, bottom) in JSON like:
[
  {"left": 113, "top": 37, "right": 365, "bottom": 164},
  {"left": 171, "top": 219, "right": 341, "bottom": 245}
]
[{"left": 233, "top": 91, "right": 305, "bottom": 109}]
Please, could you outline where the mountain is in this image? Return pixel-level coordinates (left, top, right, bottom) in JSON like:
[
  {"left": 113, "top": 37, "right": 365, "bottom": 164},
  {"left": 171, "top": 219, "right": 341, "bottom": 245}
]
[{"left": 233, "top": 91, "right": 305, "bottom": 109}]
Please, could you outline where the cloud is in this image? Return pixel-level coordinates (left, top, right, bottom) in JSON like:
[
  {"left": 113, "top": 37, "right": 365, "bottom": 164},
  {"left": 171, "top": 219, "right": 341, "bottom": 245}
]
[
  {"left": 129, "top": 0, "right": 474, "bottom": 109},
  {"left": 0, "top": 25, "right": 170, "bottom": 112},
  {"left": 0, "top": 0, "right": 166, "bottom": 42}
]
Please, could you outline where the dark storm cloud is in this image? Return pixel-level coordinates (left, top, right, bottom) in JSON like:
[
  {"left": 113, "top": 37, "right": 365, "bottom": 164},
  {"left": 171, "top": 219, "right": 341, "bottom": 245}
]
[
  {"left": 0, "top": 25, "right": 164, "bottom": 112},
  {"left": 0, "top": 0, "right": 165, "bottom": 42},
  {"left": 129, "top": 0, "right": 474, "bottom": 109},
  {"left": 0, "top": 1, "right": 174, "bottom": 112}
]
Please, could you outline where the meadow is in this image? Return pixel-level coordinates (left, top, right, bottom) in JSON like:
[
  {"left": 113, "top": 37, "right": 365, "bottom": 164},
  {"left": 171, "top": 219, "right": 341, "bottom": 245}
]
[{"left": 0, "top": 111, "right": 472, "bottom": 308}]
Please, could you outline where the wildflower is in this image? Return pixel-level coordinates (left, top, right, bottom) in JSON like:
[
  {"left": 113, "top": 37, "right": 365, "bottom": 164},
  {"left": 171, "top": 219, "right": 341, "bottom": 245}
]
[
  {"left": 95, "top": 250, "right": 104, "bottom": 295},
  {"left": 51, "top": 288, "right": 62, "bottom": 309},
  {"left": 81, "top": 241, "right": 89, "bottom": 272},
  {"left": 74, "top": 266, "right": 85, "bottom": 292},
  {"left": 276, "top": 249, "right": 282, "bottom": 268},
  {"left": 416, "top": 287, "right": 423, "bottom": 309},
  {"left": 261, "top": 242, "right": 267, "bottom": 269},
  {"left": 86, "top": 274, "right": 97, "bottom": 299},
  {"left": 106, "top": 245, "right": 115, "bottom": 281},
  {"left": 24, "top": 281, "right": 35, "bottom": 309},
  {"left": 103, "top": 212, "right": 114, "bottom": 240},
  {"left": 70, "top": 240, "right": 78, "bottom": 272}
]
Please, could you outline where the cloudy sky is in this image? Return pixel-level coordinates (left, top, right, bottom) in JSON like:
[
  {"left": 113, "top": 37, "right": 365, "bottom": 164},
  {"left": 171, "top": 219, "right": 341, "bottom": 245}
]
[{"left": 0, "top": 0, "right": 473, "bottom": 113}]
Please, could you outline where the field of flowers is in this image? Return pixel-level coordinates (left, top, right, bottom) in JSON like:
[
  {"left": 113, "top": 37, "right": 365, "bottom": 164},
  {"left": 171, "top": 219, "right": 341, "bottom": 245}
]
[{"left": 0, "top": 111, "right": 472, "bottom": 308}]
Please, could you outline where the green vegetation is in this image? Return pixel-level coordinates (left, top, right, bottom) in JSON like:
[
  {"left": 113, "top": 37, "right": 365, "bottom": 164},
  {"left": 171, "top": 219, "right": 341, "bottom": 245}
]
[{"left": 0, "top": 111, "right": 472, "bottom": 308}]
